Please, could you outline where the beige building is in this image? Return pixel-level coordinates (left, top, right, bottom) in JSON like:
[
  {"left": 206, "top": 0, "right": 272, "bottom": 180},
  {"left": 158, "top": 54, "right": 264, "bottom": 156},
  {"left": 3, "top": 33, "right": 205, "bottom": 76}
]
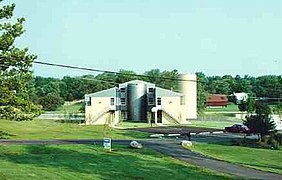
[{"left": 85, "top": 74, "right": 197, "bottom": 125}]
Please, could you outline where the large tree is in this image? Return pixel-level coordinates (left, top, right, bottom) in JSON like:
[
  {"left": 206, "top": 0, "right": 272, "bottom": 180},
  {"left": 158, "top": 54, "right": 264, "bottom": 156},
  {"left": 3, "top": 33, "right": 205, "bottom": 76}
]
[
  {"left": 0, "top": 1, "right": 41, "bottom": 120},
  {"left": 244, "top": 101, "right": 276, "bottom": 140}
]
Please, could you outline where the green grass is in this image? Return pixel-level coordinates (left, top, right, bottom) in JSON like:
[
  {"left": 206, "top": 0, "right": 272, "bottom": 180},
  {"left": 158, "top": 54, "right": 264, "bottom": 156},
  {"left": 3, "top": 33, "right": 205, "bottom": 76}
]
[
  {"left": 204, "top": 103, "right": 239, "bottom": 112},
  {"left": 117, "top": 121, "right": 159, "bottom": 129},
  {"left": 54, "top": 102, "right": 84, "bottom": 114},
  {"left": 0, "top": 119, "right": 148, "bottom": 140},
  {"left": 189, "top": 119, "right": 242, "bottom": 129},
  {"left": 0, "top": 144, "right": 235, "bottom": 180},
  {"left": 189, "top": 142, "right": 282, "bottom": 175}
]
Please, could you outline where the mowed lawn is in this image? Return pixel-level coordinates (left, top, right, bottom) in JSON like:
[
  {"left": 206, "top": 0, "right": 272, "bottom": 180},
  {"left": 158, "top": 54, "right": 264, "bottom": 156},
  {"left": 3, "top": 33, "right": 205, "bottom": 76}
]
[
  {"left": 204, "top": 103, "right": 239, "bottom": 112},
  {"left": 0, "top": 119, "right": 148, "bottom": 140},
  {"left": 54, "top": 102, "right": 84, "bottom": 114},
  {"left": 190, "top": 142, "right": 282, "bottom": 175},
  {"left": 188, "top": 119, "right": 242, "bottom": 129},
  {"left": 0, "top": 144, "right": 234, "bottom": 180}
]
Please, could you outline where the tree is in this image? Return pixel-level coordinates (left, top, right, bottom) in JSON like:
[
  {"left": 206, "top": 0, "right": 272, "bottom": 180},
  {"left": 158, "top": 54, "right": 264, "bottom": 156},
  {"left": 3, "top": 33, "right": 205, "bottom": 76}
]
[
  {"left": 273, "top": 102, "right": 282, "bottom": 120},
  {"left": 196, "top": 72, "right": 207, "bottom": 114},
  {"left": 244, "top": 101, "right": 276, "bottom": 140},
  {"left": 38, "top": 93, "right": 64, "bottom": 111},
  {"left": 0, "top": 1, "right": 41, "bottom": 120},
  {"left": 116, "top": 69, "right": 138, "bottom": 84}
]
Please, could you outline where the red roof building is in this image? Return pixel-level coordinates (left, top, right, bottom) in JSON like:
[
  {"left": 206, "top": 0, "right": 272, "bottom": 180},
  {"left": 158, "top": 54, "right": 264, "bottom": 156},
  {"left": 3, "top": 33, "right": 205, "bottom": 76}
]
[{"left": 206, "top": 94, "right": 228, "bottom": 107}]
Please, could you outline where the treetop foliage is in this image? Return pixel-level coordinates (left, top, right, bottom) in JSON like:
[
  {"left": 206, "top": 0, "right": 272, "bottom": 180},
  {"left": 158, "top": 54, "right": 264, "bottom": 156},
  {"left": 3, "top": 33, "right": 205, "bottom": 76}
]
[{"left": 0, "top": 1, "right": 41, "bottom": 121}]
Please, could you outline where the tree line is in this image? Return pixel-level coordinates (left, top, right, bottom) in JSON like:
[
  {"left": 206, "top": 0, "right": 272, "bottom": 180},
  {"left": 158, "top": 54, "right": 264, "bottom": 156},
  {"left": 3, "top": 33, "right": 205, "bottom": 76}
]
[
  {"left": 1, "top": 1, "right": 281, "bottom": 120},
  {"left": 30, "top": 71, "right": 282, "bottom": 111}
]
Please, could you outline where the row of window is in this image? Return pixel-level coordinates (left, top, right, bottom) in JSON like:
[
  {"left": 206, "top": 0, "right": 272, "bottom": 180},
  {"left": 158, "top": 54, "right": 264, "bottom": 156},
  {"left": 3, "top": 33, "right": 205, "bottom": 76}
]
[
  {"left": 148, "top": 98, "right": 161, "bottom": 105},
  {"left": 111, "top": 98, "right": 126, "bottom": 105},
  {"left": 87, "top": 97, "right": 162, "bottom": 106},
  {"left": 119, "top": 87, "right": 155, "bottom": 93}
]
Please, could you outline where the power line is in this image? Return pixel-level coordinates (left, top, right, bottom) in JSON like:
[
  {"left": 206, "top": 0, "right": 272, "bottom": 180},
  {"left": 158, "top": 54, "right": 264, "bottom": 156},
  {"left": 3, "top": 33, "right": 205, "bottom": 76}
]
[{"left": 33, "top": 61, "right": 203, "bottom": 83}]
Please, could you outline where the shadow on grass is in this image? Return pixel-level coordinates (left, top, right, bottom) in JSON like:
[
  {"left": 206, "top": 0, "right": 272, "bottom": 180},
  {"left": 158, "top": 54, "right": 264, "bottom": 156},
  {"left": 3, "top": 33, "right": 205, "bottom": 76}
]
[
  {"left": 2, "top": 144, "right": 233, "bottom": 180},
  {"left": 115, "top": 129, "right": 150, "bottom": 139},
  {"left": 0, "top": 131, "right": 15, "bottom": 139}
]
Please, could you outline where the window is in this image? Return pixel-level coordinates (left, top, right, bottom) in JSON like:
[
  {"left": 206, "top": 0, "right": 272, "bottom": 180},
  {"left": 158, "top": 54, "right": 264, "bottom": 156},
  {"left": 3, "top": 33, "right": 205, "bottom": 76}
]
[
  {"left": 148, "top": 98, "right": 154, "bottom": 105},
  {"left": 121, "top": 111, "right": 127, "bottom": 120},
  {"left": 121, "top": 98, "right": 126, "bottom": 105},
  {"left": 86, "top": 97, "right": 91, "bottom": 106},
  {"left": 110, "top": 98, "right": 115, "bottom": 106},
  {"left": 148, "top": 88, "right": 154, "bottom": 93},
  {"left": 180, "top": 96, "right": 185, "bottom": 105},
  {"left": 120, "top": 88, "right": 126, "bottom": 93},
  {"left": 157, "top": 97, "right": 161, "bottom": 105}
]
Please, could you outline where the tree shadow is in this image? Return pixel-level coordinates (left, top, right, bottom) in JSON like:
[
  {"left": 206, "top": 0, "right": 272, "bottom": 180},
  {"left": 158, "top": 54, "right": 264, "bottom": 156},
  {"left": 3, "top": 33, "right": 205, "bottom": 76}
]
[
  {"left": 115, "top": 129, "right": 150, "bottom": 139},
  {"left": 0, "top": 130, "right": 15, "bottom": 139},
  {"left": 2, "top": 144, "right": 233, "bottom": 179}
]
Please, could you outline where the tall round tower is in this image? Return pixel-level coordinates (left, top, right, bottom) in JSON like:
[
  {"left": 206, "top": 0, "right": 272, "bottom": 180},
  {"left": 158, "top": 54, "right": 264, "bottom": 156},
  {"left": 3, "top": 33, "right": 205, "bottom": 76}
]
[{"left": 179, "top": 74, "right": 197, "bottom": 119}]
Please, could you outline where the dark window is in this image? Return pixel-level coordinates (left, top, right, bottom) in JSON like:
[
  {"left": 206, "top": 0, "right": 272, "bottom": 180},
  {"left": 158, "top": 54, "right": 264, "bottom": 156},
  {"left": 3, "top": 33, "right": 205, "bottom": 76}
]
[
  {"left": 121, "top": 111, "right": 127, "bottom": 120},
  {"left": 148, "top": 88, "right": 154, "bottom": 93},
  {"left": 86, "top": 97, "right": 91, "bottom": 106},
  {"left": 120, "top": 88, "right": 126, "bottom": 93},
  {"left": 110, "top": 98, "right": 115, "bottom": 105},
  {"left": 121, "top": 98, "right": 126, "bottom": 105},
  {"left": 157, "top": 97, "right": 161, "bottom": 105},
  {"left": 148, "top": 98, "right": 154, "bottom": 105}
]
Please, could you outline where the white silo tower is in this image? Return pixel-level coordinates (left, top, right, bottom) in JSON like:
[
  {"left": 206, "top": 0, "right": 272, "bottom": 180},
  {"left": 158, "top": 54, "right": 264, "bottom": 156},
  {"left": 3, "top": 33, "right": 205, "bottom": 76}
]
[{"left": 179, "top": 74, "right": 197, "bottom": 119}]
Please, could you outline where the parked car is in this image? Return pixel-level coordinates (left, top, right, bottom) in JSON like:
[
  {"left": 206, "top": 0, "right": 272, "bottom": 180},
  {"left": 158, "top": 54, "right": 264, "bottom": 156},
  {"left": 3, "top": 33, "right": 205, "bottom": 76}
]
[{"left": 224, "top": 124, "right": 250, "bottom": 133}]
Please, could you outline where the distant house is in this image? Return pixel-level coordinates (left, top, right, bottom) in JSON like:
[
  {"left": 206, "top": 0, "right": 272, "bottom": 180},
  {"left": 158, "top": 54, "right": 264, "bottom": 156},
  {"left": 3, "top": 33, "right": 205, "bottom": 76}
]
[
  {"left": 206, "top": 94, "right": 228, "bottom": 107},
  {"left": 231, "top": 92, "right": 248, "bottom": 104}
]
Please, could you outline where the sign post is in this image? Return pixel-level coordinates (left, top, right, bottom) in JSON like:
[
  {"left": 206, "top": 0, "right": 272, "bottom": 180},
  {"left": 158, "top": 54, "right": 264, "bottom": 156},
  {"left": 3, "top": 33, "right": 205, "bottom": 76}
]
[{"left": 103, "top": 138, "right": 112, "bottom": 152}]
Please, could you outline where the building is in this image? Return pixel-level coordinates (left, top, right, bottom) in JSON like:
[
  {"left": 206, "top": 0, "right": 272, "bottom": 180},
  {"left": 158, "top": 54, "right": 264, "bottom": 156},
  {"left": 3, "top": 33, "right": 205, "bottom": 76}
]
[
  {"left": 206, "top": 94, "right": 228, "bottom": 107},
  {"left": 85, "top": 74, "right": 197, "bottom": 125},
  {"left": 231, "top": 92, "right": 248, "bottom": 104}
]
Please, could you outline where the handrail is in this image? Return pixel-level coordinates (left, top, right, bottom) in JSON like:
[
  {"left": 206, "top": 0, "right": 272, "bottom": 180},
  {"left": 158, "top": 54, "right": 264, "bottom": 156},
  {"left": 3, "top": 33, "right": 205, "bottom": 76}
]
[
  {"left": 89, "top": 106, "right": 110, "bottom": 124},
  {"left": 161, "top": 107, "right": 181, "bottom": 124}
]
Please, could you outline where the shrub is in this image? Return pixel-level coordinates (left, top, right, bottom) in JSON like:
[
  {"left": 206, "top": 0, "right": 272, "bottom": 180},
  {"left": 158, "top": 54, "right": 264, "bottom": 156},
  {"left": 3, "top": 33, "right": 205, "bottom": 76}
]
[{"left": 38, "top": 93, "right": 64, "bottom": 111}]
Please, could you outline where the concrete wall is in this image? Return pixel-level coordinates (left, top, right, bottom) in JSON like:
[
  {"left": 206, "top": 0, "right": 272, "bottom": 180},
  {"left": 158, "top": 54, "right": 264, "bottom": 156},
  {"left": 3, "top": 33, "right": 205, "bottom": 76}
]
[
  {"left": 85, "top": 97, "right": 115, "bottom": 125},
  {"left": 160, "top": 97, "right": 190, "bottom": 124}
]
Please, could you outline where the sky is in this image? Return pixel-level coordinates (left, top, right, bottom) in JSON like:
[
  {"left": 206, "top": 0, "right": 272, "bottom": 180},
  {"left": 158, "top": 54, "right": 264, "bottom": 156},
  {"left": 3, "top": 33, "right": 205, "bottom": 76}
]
[{"left": 5, "top": 0, "right": 282, "bottom": 77}]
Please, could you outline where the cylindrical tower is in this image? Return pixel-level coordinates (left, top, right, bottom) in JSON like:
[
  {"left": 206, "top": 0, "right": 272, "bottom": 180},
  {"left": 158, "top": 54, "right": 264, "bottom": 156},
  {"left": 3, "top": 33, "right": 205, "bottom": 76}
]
[
  {"left": 127, "top": 83, "right": 147, "bottom": 121},
  {"left": 179, "top": 74, "right": 197, "bottom": 119}
]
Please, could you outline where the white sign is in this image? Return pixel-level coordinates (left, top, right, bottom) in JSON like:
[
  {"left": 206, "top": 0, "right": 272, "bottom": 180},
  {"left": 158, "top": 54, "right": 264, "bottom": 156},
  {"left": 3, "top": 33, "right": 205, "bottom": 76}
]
[{"left": 103, "top": 138, "right": 112, "bottom": 151}]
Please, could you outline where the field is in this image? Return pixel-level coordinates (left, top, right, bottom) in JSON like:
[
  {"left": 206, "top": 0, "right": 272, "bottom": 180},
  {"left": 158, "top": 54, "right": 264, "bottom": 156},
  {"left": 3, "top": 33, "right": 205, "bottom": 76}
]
[
  {"left": 0, "top": 119, "right": 234, "bottom": 179},
  {"left": 0, "top": 119, "right": 148, "bottom": 140},
  {"left": 190, "top": 142, "right": 282, "bottom": 175},
  {"left": 53, "top": 102, "right": 84, "bottom": 114},
  {"left": 204, "top": 103, "right": 239, "bottom": 112},
  {"left": 189, "top": 119, "right": 242, "bottom": 129},
  {"left": 0, "top": 144, "right": 234, "bottom": 180}
]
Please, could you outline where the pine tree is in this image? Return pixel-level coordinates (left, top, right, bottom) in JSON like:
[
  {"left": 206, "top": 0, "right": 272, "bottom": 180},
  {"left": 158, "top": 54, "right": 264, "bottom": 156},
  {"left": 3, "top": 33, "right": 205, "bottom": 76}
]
[{"left": 0, "top": 0, "right": 41, "bottom": 120}]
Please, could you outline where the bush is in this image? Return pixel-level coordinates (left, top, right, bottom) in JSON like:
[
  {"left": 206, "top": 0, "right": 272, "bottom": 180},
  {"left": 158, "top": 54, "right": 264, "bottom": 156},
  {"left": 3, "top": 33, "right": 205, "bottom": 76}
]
[
  {"left": 0, "top": 105, "right": 42, "bottom": 121},
  {"left": 38, "top": 93, "right": 64, "bottom": 111}
]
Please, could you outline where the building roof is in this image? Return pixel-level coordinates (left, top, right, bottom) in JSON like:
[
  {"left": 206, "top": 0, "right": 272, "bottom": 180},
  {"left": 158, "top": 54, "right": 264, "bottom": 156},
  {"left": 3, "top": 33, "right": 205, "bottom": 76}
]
[
  {"left": 206, "top": 94, "right": 228, "bottom": 103},
  {"left": 156, "top": 87, "right": 183, "bottom": 97},
  {"left": 85, "top": 87, "right": 117, "bottom": 98},
  {"left": 118, "top": 80, "right": 155, "bottom": 88},
  {"left": 85, "top": 80, "right": 182, "bottom": 98}
]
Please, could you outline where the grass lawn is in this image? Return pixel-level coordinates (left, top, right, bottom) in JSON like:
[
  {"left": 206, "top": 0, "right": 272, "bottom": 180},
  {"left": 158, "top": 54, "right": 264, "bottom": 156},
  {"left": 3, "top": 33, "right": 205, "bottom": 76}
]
[
  {"left": 189, "top": 119, "right": 242, "bottom": 129},
  {"left": 0, "top": 144, "right": 235, "bottom": 180},
  {"left": 53, "top": 102, "right": 84, "bottom": 114},
  {"left": 204, "top": 103, "right": 239, "bottom": 112},
  {"left": 189, "top": 142, "right": 282, "bottom": 175},
  {"left": 0, "top": 119, "right": 149, "bottom": 140}
]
